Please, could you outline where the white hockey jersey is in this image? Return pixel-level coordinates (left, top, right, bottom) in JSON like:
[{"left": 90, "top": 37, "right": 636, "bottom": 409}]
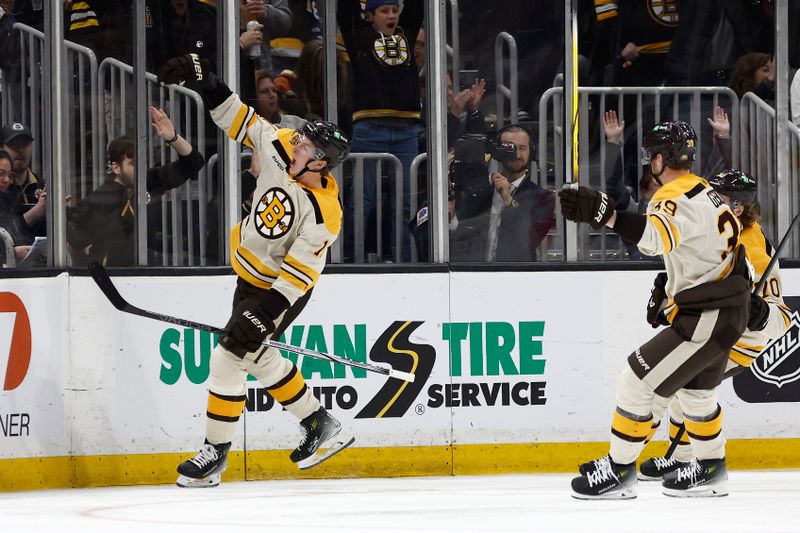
[
  {"left": 209, "top": 93, "right": 342, "bottom": 305},
  {"left": 728, "top": 221, "right": 792, "bottom": 367},
  {"left": 636, "top": 173, "right": 742, "bottom": 321}
]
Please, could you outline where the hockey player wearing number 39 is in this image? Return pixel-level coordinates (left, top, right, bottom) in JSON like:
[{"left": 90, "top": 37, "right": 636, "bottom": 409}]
[
  {"left": 560, "top": 121, "right": 752, "bottom": 499},
  {"left": 157, "top": 54, "right": 353, "bottom": 488},
  {"left": 630, "top": 170, "right": 792, "bottom": 482}
]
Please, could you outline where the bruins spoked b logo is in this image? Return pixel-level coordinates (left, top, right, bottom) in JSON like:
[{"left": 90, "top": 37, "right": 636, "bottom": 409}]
[
  {"left": 372, "top": 34, "right": 410, "bottom": 66},
  {"left": 255, "top": 187, "right": 294, "bottom": 239}
]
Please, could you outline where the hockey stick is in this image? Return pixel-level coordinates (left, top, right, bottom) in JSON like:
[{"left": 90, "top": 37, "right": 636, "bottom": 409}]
[
  {"left": 87, "top": 261, "right": 415, "bottom": 382},
  {"left": 665, "top": 211, "right": 800, "bottom": 459}
]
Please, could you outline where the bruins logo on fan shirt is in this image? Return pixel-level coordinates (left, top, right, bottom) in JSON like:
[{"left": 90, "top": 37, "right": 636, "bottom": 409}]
[
  {"left": 372, "top": 34, "right": 409, "bottom": 66},
  {"left": 254, "top": 187, "right": 294, "bottom": 239},
  {"left": 647, "top": 0, "right": 679, "bottom": 26}
]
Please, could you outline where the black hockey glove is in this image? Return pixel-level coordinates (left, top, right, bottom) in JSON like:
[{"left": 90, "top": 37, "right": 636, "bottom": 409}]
[
  {"left": 558, "top": 184, "right": 615, "bottom": 230},
  {"left": 747, "top": 293, "right": 770, "bottom": 332},
  {"left": 157, "top": 53, "right": 215, "bottom": 91},
  {"left": 220, "top": 298, "right": 277, "bottom": 358},
  {"left": 646, "top": 272, "right": 670, "bottom": 328}
]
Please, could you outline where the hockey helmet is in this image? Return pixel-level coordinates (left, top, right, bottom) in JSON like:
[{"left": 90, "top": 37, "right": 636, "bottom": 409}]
[
  {"left": 641, "top": 120, "right": 697, "bottom": 168},
  {"left": 708, "top": 169, "right": 758, "bottom": 206},
  {"left": 298, "top": 120, "right": 351, "bottom": 172}
]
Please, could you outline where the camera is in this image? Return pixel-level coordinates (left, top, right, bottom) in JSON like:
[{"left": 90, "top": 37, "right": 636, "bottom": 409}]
[{"left": 491, "top": 141, "right": 518, "bottom": 163}]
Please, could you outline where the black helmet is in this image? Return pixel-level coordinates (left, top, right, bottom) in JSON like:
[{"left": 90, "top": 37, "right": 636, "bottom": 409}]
[
  {"left": 298, "top": 120, "right": 350, "bottom": 172},
  {"left": 641, "top": 120, "right": 697, "bottom": 168},
  {"left": 708, "top": 169, "right": 758, "bottom": 206}
]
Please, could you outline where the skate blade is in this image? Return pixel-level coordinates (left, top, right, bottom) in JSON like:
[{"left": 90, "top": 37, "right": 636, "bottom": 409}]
[
  {"left": 637, "top": 473, "right": 663, "bottom": 482},
  {"left": 662, "top": 483, "right": 728, "bottom": 498},
  {"left": 297, "top": 433, "right": 355, "bottom": 470},
  {"left": 176, "top": 473, "right": 221, "bottom": 488},
  {"left": 571, "top": 488, "right": 637, "bottom": 500}
]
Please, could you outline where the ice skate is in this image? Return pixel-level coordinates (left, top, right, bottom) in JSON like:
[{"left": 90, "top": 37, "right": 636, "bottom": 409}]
[
  {"left": 571, "top": 457, "right": 637, "bottom": 500},
  {"left": 176, "top": 441, "right": 231, "bottom": 488},
  {"left": 639, "top": 455, "right": 688, "bottom": 481},
  {"left": 662, "top": 458, "right": 728, "bottom": 497},
  {"left": 290, "top": 407, "right": 354, "bottom": 470},
  {"left": 578, "top": 454, "right": 610, "bottom": 476}
]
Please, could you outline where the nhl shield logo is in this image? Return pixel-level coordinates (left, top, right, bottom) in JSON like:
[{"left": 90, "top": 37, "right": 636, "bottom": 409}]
[
  {"left": 751, "top": 311, "right": 800, "bottom": 388},
  {"left": 734, "top": 297, "right": 800, "bottom": 403},
  {"left": 254, "top": 187, "right": 294, "bottom": 239}
]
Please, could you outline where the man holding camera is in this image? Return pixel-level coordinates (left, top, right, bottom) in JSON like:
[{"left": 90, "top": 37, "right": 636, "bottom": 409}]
[{"left": 486, "top": 125, "right": 555, "bottom": 262}]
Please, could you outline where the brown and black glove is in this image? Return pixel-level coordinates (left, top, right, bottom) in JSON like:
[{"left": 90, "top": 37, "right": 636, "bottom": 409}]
[
  {"left": 157, "top": 53, "right": 232, "bottom": 108},
  {"left": 558, "top": 184, "right": 615, "bottom": 230},
  {"left": 219, "top": 298, "right": 278, "bottom": 358},
  {"left": 646, "top": 272, "right": 670, "bottom": 328},
  {"left": 748, "top": 293, "right": 770, "bottom": 331}
]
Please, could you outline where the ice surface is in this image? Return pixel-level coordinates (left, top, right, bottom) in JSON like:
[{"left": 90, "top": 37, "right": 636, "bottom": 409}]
[{"left": 1, "top": 471, "right": 798, "bottom": 532}]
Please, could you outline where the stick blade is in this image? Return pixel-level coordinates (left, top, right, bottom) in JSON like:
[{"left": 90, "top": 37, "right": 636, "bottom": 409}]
[{"left": 87, "top": 261, "right": 128, "bottom": 310}]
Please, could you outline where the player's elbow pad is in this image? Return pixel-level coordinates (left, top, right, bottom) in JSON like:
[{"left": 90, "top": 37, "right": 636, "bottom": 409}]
[{"left": 612, "top": 211, "right": 647, "bottom": 244}]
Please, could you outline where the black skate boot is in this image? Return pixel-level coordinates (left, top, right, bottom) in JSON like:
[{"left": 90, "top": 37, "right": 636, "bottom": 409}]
[
  {"left": 176, "top": 441, "right": 231, "bottom": 488},
  {"left": 639, "top": 455, "right": 688, "bottom": 481},
  {"left": 571, "top": 456, "right": 637, "bottom": 500},
  {"left": 662, "top": 458, "right": 728, "bottom": 497},
  {"left": 290, "top": 407, "right": 354, "bottom": 470}
]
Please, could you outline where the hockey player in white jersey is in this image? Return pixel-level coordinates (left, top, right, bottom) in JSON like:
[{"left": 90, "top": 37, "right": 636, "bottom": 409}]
[
  {"left": 157, "top": 54, "right": 353, "bottom": 488},
  {"left": 560, "top": 121, "right": 752, "bottom": 499},
  {"left": 632, "top": 169, "right": 792, "bottom": 481}
]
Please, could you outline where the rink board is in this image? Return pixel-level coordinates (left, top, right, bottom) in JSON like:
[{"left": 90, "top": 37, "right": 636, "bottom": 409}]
[{"left": 1, "top": 269, "right": 800, "bottom": 490}]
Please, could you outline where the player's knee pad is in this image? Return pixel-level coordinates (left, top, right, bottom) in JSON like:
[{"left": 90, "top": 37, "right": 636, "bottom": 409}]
[
  {"left": 209, "top": 344, "right": 248, "bottom": 396},
  {"left": 615, "top": 365, "right": 655, "bottom": 417}
]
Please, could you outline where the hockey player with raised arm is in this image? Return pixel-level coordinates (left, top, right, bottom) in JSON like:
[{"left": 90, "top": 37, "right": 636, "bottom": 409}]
[
  {"left": 630, "top": 169, "right": 792, "bottom": 481},
  {"left": 157, "top": 54, "right": 353, "bottom": 488},
  {"left": 560, "top": 121, "right": 753, "bottom": 499}
]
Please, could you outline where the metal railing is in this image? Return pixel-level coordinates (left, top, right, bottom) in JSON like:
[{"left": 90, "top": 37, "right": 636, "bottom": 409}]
[
  {"left": 494, "top": 31, "right": 518, "bottom": 128},
  {"left": 342, "top": 152, "right": 404, "bottom": 263},
  {"left": 0, "top": 228, "right": 15, "bottom": 268},
  {"left": 98, "top": 57, "right": 208, "bottom": 266},
  {"left": 8, "top": 23, "right": 45, "bottom": 176},
  {"left": 740, "top": 91, "right": 800, "bottom": 254},
  {"left": 539, "top": 85, "right": 740, "bottom": 261}
]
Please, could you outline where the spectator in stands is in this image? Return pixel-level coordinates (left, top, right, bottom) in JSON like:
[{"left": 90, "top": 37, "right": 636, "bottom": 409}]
[
  {"left": 270, "top": 0, "right": 321, "bottom": 74},
  {"left": 240, "top": 0, "right": 292, "bottom": 75},
  {"left": 294, "top": 38, "right": 349, "bottom": 128},
  {"left": 450, "top": 125, "right": 554, "bottom": 262},
  {"left": 1, "top": 122, "right": 45, "bottom": 238},
  {"left": 0, "top": 149, "right": 33, "bottom": 263},
  {"left": 419, "top": 73, "right": 487, "bottom": 152},
  {"left": 338, "top": 0, "right": 424, "bottom": 262},
  {"left": 254, "top": 71, "right": 306, "bottom": 129},
  {"left": 159, "top": 0, "right": 218, "bottom": 70},
  {"left": 66, "top": 107, "right": 205, "bottom": 267},
  {"left": 414, "top": 27, "right": 425, "bottom": 73},
  {"left": 729, "top": 52, "right": 775, "bottom": 101}
]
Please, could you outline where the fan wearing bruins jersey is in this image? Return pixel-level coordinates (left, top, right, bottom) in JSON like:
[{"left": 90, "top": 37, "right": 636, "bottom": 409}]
[
  {"left": 157, "top": 54, "right": 353, "bottom": 488},
  {"left": 636, "top": 170, "right": 792, "bottom": 481},
  {"left": 560, "top": 121, "right": 752, "bottom": 500}
]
